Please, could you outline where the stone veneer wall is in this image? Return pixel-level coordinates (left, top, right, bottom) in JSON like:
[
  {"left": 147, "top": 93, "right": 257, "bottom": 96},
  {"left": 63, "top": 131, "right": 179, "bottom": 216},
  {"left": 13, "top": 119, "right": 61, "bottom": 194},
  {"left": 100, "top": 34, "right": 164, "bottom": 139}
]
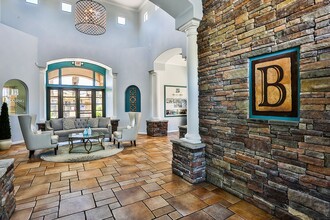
[
  {"left": 0, "top": 159, "right": 15, "bottom": 219},
  {"left": 146, "top": 120, "right": 168, "bottom": 137},
  {"left": 198, "top": 0, "right": 330, "bottom": 219}
]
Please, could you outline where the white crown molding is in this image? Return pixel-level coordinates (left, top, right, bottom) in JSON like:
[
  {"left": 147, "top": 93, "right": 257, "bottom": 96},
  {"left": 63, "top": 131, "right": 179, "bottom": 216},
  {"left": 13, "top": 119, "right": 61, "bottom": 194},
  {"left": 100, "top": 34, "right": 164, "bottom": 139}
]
[
  {"left": 138, "top": 0, "right": 149, "bottom": 11},
  {"left": 98, "top": 0, "right": 148, "bottom": 12},
  {"left": 98, "top": 0, "right": 137, "bottom": 12}
]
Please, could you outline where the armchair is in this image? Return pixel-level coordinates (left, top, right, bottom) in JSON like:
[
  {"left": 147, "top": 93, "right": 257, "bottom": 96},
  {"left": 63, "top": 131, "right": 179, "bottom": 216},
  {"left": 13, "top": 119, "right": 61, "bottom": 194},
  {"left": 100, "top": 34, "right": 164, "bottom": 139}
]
[
  {"left": 18, "top": 115, "right": 59, "bottom": 158},
  {"left": 113, "top": 112, "right": 141, "bottom": 148}
]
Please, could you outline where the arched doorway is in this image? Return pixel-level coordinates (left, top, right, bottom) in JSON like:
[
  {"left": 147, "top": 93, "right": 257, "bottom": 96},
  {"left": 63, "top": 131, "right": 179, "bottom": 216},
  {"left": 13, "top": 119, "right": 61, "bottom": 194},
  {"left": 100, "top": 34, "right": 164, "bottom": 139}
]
[
  {"left": 153, "top": 48, "right": 187, "bottom": 132},
  {"left": 2, "top": 79, "right": 28, "bottom": 115}
]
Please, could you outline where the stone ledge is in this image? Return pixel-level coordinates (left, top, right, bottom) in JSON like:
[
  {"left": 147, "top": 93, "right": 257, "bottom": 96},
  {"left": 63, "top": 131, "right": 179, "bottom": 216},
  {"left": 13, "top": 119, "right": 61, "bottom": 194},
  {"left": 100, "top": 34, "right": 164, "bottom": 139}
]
[
  {"left": 171, "top": 139, "right": 206, "bottom": 150},
  {"left": 0, "top": 158, "right": 14, "bottom": 168},
  {"left": 146, "top": 119, "right": 169, "bottom": 122}
]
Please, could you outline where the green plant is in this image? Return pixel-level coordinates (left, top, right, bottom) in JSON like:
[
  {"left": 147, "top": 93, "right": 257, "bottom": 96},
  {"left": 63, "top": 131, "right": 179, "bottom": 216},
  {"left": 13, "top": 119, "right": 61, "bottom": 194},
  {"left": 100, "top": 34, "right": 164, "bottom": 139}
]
[{"left": 0, "top": 102, "right": 11, "bottom": 140}]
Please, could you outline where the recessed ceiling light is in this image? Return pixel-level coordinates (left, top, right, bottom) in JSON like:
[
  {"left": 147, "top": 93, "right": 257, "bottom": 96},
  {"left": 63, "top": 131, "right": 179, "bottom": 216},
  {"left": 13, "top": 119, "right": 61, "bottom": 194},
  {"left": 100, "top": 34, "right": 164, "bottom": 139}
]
[
  {"left": 62, "top": 3, "right": 72, "bottom": 12},
  {"left": 118, "top": 17, "right": 126, "bottom": 25},
  {"left": 26, "top": 0, "right": 38, "bottom": 4}
]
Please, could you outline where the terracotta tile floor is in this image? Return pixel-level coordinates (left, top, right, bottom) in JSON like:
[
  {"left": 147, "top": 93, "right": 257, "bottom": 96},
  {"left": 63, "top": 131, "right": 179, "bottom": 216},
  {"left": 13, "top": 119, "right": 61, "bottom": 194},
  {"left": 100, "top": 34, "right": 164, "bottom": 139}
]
[{"left": 0, "top": 133, "right": 278, "bottom": 220}]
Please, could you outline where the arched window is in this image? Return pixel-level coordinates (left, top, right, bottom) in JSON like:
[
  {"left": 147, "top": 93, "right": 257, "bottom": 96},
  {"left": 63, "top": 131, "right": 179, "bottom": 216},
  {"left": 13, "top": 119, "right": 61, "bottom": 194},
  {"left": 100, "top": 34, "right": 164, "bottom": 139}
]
[
  {"left": 2, "top": 79, "right": 28, "bottom": 115},
  {"left": 125, "top": 85, "right": 141, "bottom": 112},
  {"left": 46, "top": 61, "right": 106, "bottom": 119}
]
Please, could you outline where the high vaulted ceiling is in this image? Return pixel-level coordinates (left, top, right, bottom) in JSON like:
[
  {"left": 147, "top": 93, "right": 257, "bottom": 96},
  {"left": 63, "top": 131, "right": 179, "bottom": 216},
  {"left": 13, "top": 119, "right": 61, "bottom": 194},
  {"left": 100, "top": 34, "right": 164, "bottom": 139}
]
[{"left": 101, "top": 0, "right": 147, "bottom": 10}]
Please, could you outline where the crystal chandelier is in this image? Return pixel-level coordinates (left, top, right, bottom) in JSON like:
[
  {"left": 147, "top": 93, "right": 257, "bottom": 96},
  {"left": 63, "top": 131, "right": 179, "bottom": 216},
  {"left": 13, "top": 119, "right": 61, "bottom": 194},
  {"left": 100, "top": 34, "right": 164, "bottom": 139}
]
[{"left": 75, "top": 0, "right": 106, "bottom": 35}]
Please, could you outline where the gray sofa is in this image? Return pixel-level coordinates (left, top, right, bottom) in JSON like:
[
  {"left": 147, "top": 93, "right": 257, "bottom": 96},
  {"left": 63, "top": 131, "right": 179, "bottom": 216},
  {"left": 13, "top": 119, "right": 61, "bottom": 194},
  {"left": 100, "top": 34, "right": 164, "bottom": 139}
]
[{"left": 45, "top": 117, "right": 112, "bottom": 142}]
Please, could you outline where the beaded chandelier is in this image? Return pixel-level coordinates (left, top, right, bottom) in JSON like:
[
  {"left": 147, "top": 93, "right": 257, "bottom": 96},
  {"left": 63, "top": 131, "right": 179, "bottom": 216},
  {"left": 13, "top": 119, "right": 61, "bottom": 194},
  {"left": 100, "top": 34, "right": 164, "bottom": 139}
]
[{"left": 75, "top": 0, "right": 106, "bottom": 35}]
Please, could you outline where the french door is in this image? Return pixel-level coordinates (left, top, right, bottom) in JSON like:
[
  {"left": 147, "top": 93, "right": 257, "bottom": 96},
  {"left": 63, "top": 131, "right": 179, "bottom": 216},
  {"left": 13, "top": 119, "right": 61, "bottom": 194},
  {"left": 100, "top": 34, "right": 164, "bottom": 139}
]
[{"left": 47, "top": 88, "right": 105, "bottom": 119}]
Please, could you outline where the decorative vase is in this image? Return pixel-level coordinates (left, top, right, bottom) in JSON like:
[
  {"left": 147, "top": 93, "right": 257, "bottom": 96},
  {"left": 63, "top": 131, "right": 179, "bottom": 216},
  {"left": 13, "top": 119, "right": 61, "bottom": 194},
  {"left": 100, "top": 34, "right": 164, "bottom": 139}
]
[{"left": 0, "top": 139, "right": 12, "bottom": 150}]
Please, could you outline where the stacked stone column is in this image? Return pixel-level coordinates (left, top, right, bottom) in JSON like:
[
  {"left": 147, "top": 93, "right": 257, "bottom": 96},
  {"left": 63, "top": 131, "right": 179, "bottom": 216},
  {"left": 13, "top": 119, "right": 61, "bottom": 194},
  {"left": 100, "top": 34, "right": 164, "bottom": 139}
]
[
  {"left": 169, "top": 20, "right": 206, "bottom": 184},
  {"left": 0, "top": 159, "right": 15, "bottom": 219}
]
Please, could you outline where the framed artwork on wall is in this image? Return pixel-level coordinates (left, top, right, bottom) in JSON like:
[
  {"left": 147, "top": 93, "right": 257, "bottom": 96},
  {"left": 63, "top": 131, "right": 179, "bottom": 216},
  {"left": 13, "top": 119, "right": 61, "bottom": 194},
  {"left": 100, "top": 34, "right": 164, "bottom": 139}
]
[
  {"left": 164, "top": 85, "right": 187, "bottom": 117},
  {"left": 249, "top": 47, "right": 300, "bottom": 121}
]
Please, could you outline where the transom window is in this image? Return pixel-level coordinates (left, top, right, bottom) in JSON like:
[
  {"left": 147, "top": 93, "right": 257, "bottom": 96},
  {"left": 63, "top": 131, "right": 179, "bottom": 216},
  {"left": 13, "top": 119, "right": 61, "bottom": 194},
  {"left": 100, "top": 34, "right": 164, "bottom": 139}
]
[{"left": 46, "top": 61, "right": 106, "bottom": 119}]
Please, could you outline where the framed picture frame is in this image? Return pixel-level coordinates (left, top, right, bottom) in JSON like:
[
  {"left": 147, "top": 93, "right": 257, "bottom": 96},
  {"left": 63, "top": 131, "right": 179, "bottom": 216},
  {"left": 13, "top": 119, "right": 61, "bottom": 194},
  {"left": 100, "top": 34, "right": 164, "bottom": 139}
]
[
  {"left": 249, "top": 47, "right": 300, "bottom": 121},
  {"left": 164, "top": 85, "right": 187, "bottom": 117}
]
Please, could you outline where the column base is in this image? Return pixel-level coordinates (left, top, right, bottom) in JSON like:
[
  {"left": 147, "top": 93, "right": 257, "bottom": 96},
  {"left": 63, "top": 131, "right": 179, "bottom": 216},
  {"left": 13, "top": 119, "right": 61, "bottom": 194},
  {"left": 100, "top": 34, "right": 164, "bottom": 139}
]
[
  {"left": 171, "top": 139, "right": 206, "bottom": 184},
  {"left": 146, "top": 120, "right": 168, "bottom": 137},
  {"left": 182, "top": 133, "right": 201, "bottom": 144},
  {"left": 178, "top": 125, "right": 187, "bottom": 138}
]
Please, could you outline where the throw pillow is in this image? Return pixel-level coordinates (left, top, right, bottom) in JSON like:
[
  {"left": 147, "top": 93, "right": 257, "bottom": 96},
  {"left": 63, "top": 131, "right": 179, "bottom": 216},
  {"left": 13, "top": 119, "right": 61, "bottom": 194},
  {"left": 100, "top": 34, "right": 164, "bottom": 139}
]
[
  {"left": 75, "top": 118, "right": 88, "bottom": 128},
  {"left": 88, "top": 118, "right": 99, "bottom": 128},
  {"left": 50, "top": 118, "right": 63, "bottom": 131},
  {"left": 63, "top": 118, "right": 76, "bottom": 130},
  {"left": 98, "top": 117, "right": 110, "bottom": 128}
]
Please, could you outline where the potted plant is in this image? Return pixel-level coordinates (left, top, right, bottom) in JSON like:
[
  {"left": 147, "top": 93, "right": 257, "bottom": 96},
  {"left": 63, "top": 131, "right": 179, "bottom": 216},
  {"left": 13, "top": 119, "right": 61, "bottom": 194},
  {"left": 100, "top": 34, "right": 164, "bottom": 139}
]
[{"left": 0, "top": 102, "right": 12, "bottom": 150}]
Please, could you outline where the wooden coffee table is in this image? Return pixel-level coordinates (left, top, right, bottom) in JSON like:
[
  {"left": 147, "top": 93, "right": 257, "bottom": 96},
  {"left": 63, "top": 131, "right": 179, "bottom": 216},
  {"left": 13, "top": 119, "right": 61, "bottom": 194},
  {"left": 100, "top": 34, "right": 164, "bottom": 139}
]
[{"left": 68, "top": 132, "right": 105, "bottom": 154}]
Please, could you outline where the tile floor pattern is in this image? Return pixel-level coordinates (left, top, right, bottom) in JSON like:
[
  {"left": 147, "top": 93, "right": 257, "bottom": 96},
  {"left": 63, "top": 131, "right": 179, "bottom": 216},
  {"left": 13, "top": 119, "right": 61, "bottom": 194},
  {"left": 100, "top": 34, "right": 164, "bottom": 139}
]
[{"left": 0, "top": 133, "right": 278, "bottom": 220}]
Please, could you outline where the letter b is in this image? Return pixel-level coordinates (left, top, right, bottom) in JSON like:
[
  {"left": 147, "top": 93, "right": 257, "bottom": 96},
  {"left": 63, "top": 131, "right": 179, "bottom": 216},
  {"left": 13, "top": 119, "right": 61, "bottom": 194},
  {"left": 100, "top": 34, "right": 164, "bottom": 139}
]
[{"left": 258, "top": 65, "right": 286, "bottom": 107}]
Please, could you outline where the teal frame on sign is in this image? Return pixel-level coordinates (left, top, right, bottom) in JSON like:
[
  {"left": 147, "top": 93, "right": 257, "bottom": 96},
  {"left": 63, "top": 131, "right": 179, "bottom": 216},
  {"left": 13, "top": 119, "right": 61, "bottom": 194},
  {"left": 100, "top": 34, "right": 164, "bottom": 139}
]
[{"left": 249, "top": 47, "right": 300, "bottom": 121}]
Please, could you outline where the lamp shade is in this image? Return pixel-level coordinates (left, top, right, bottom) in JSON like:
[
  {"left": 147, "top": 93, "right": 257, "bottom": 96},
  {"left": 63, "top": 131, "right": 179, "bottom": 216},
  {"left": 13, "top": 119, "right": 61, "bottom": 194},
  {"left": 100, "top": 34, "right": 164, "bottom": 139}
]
[{"left": 75, "top": 0, "right": 106, "bottom": 35}]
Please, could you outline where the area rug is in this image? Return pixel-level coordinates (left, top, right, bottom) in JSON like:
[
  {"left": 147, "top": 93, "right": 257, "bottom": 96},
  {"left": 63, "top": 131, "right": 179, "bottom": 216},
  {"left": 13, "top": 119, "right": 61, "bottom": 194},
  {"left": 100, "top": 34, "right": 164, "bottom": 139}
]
[{"left": 40, "top": 142, "right": 123, "bottom": 162}]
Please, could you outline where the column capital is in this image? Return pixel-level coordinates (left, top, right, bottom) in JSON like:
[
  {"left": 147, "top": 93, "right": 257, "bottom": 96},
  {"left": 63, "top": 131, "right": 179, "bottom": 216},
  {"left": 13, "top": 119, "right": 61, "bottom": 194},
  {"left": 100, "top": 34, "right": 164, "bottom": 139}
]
[
  {"left": 149, "top": 70, "right": 158, "bottom": 76},
  {"left": 178, "top": 19, "right": 200, "bottom": 35},
  {"left": 35, "top": 62, "right": 46, "bottom": 74}
]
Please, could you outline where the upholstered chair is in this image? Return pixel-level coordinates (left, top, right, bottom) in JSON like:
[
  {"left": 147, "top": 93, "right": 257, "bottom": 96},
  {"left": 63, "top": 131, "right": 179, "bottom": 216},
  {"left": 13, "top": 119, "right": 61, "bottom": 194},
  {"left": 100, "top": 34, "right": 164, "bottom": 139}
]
[
  {"left": 113, "top": 112, "right": 142, "bottom": 148},
  {"left": 18, "top": 115, "right": 59, "bottom": 158}
]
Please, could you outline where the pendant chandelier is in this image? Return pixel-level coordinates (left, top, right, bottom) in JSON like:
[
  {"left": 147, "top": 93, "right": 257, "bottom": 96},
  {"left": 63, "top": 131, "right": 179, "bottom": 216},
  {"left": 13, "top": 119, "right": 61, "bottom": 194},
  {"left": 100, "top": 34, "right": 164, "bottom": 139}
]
[{"left": 75, "top": 0, "right": 106, "bottom": 35}]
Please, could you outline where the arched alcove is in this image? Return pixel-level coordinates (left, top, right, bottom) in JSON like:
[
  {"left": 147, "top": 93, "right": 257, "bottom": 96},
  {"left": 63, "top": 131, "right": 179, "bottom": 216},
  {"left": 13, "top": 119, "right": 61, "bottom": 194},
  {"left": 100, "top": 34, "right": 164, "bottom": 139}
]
[
  {"left": 2, "top": 79, "right": 29, "bottom": 115},
  {"left": 125, "top": 85, "right": 141, "bottom": 112}
]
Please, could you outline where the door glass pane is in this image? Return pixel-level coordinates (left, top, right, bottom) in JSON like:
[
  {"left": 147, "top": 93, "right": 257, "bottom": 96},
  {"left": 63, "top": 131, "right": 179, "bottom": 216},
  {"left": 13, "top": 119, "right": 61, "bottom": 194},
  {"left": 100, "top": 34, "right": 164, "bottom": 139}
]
[
  {"left": 80, "top": 90, "right": 92, "bottom": 118},
  {"left": 63, "top": 90, "right": 76, "bottom": 118},
  {"left": 62, "top": 67, "right": 93, "bottom": 86},
  {"left": 95, "top": 72, "right": 104, "bottom": 86},
  {"left": 95, "top": 91, "right": 103, "bottom": 117},
  {"left": 50, "top": 89, "right": 59, "bottom": 119}
]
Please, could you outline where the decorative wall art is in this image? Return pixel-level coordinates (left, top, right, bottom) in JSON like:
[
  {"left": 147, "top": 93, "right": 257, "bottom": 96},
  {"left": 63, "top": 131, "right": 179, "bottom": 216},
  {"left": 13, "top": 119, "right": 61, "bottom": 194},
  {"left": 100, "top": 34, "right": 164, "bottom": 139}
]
[
  {"left": 249, "top": 47, "right": 300, "bottom": 121},
  {"left": 164, "top": 85, "right": 187, "bottom": 117}
]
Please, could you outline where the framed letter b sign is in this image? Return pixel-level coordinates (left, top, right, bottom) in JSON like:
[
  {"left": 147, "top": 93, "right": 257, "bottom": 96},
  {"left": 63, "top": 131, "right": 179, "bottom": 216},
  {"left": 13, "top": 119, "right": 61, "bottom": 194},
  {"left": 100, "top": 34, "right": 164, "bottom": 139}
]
[{"left": 249, "top": 47, "right": 299, "bottom": 121}]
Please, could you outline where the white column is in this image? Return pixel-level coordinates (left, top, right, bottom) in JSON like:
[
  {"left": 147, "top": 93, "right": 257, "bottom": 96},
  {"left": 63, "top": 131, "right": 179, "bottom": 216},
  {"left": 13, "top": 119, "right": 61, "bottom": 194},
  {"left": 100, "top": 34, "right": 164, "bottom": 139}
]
[
  {"left": 149, "top": 70, "right": 161, "bottom": 120},
  {"left": 179, "top": 19, "right": 201, "bottom": 144},
  {"left": 149, "top": 71, "right": 155, "bottom": 119},
  {"left": 38, "top": 68, "right": 46, "bottom": 121},
  {"left": 112, "top": 73, "right": 118, "bottom": 119}
]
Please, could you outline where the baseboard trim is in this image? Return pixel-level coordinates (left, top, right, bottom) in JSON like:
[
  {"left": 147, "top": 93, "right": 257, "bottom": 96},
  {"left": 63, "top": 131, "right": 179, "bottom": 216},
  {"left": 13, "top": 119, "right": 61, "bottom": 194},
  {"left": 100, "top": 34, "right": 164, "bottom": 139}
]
[{"left": 12, "top": 140, "right": 24, "bottom": 145}]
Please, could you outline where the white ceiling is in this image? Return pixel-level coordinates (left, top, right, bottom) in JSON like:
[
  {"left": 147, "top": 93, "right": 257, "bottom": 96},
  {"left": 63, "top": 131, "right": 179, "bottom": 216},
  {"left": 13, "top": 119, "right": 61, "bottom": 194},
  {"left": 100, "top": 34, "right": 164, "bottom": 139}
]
[{"left": 101, "top": 0, "right": 147, "bottom": 10}]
